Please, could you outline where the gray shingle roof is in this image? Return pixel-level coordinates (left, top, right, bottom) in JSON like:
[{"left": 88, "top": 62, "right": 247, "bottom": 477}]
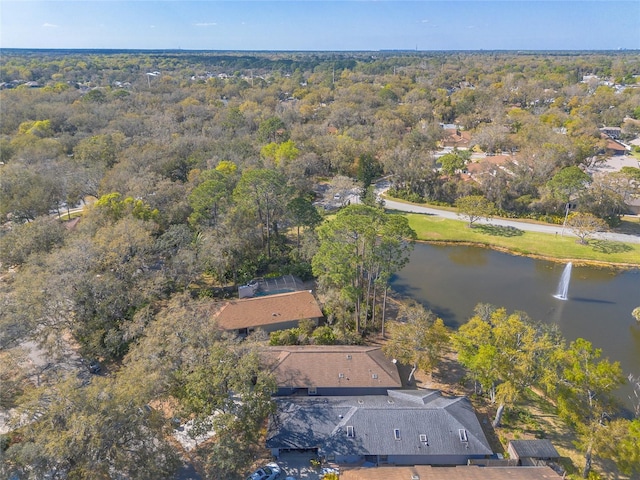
[
  {"left": 267, "top": 390, "right": 493, "bottom": 457},
  {"left": 509, "top": 440, "right": 560, "bottom": 459}
]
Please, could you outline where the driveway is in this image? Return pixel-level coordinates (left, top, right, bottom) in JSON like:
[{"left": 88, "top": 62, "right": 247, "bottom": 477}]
[{"left": 276, "top": 452, "right": 339, "bottom": 480}]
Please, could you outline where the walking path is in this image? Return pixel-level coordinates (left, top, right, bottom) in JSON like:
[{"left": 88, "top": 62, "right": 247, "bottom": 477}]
[{"left": 377, "top": 189, "right": 640, "bottom": 245}]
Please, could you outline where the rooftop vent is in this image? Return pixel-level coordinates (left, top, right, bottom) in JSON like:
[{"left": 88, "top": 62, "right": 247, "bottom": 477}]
[
  {"left": 372, "top": 373, "right": 378, "bottom": 379},
  {"left": 338, "top": 373, "right": 345, "bottom": 379},
  {"left": 346, "top": 425, "right": 355, "bottom": 437},
  {"left": 412, "top": 476, "right": 420, "bottom": 480},
  {"left": 419, "top": 434, "right": 428, "bottom": 443},
  {"left": 394, "top": 429, "right": 401, "bottom": 440},
  {"left": 358, "top": 399, "right": 364, "bottom": 404},
  {"left": 459, "top": 429, "right": 468, "bottom": 442},
  {"left": 346, "top": 354, "right": 352, "bottom": 360}
]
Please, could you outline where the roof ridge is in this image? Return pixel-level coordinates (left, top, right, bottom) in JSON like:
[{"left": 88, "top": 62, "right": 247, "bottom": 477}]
[
  {"left": 366, "top": 349, "right": 402, "bottom": 384},
  {"left": 331, "top": 406, "right": 358, "bottom": 435}
]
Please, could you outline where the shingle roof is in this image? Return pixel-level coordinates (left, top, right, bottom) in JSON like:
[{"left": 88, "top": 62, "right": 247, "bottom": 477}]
[
  {"left": 214, "top": 291, "right": 323, "bottom": 331},
  {"left": 267, "top": 390, "right": 493, "bottom": 458},
  {"left": 605, "top": 138, "right": 626, "bottom": 152},
  {"left": 262, "top": 346, "right": 402, "bottom": 390},
  {"left": 340, "top": 465, "right": 562, "bottom": 480},
  {"left": 466, "top": 155, "right": 515, "bottom": 175},
  {"left": 441, "top": 128, "right": 472, "bottom": 147},
  {"left": 509, "top": 440, "right": 560, "bottom": 459}
]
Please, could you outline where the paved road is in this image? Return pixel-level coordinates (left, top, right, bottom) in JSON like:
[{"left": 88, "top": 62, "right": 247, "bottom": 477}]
[{"left": 379, "top": 194, "right": 640, "bottom": 245}]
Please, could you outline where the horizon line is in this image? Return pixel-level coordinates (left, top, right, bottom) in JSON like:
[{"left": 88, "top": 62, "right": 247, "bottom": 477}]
[{"left": 2, "top": 47, "right": 638, "bottom": 54}]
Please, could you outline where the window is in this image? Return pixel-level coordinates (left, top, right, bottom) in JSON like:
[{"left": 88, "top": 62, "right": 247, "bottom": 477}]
[
  {"left": 346, "top": 425, "right": 354, "bottom": 437},
  {"left": 393, "top": 429, "right": 401, "bottom": 440}
]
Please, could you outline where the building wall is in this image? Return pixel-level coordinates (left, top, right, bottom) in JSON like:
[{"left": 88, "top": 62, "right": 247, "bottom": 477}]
[
  {"left": 330, "top": 453, "right": 487, "bottom": 466},
  {"left": 275, "top": 386, "right": 395, "bottom": 396},
  {"left": 236, "top": 318, "right": 319, "bottom": 336},
  {"left": 386, "top": 454, "right": 476, "bottom": 466}
]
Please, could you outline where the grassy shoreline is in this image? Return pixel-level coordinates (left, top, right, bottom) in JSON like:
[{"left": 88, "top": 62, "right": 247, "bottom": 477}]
[{"left": 403, "top": 213, "right": 640, "bottom": 267}]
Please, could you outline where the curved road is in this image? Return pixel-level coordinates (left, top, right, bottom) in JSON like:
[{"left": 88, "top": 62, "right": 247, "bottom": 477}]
[{"left": 379, "top": 195, "right": 640, "bottom": 245}]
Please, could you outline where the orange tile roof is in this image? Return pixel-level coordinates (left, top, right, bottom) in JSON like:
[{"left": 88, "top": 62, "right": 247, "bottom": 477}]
[
  {"left": 262, "top": 345, "right": 402, "bottom": 389},
  {"left": 214, "top": 291, "right": 323, "bottom": 331},
  {"left": 340, "top": 465, "right": 562, "bottom": 480}
]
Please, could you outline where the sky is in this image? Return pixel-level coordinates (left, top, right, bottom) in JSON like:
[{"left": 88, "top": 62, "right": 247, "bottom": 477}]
[{"left": 1, "top": 1, "right": 639, "bottom": 51}]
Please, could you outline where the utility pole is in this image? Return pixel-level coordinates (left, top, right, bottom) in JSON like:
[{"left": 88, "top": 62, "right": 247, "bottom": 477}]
[{"left": 560, "top": 202, "right": 573, "bottom": 236}]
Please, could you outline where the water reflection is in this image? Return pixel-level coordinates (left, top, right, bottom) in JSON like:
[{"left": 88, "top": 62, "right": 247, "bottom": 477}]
[{"left": 447, "top": 245, "right": 488, "bottom": 266}]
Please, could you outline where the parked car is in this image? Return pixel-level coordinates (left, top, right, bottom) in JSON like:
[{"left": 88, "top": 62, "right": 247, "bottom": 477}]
[{"left": 246, "top": 463, "right": 281, "bottom": 480}]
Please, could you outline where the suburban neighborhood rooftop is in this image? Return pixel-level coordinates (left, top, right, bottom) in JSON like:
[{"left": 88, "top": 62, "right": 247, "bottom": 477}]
[
  {"left": 261, "top": 345, "right": 402, "bottom": 390},
  {"left": 339, "top": 465, "right": 563, "bottom": 480},
  {"left": 213, "top": 290, "right": 323, "bottom": 331}
]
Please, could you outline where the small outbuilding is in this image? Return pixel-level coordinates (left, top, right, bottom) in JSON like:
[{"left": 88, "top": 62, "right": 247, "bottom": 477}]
[{"left": 507, "top": 439, "right": 560, "bottom": 466}]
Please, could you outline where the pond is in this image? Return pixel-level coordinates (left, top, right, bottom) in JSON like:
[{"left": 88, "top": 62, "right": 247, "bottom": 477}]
[{"left": 391, "top": 243, "right": 640, "bottom": 406}]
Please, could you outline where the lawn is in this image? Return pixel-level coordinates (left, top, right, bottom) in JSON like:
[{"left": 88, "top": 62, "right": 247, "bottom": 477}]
[{"left": 405, "top": 213, "right": 640, "bottom": 266}]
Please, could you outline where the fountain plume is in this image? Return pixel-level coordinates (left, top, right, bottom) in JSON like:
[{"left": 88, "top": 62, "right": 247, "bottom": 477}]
[{"left": 554, "top": 262, "right": 572, "bottom": 300}]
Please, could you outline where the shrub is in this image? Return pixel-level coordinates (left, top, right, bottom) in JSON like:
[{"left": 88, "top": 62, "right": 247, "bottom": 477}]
[{"left": 311, "top": 325, "right": 337, "bottom": 345}]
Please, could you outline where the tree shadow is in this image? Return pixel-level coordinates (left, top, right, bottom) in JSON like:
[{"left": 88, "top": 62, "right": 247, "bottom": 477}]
[
  {"left": 475, "top": 224, "right": 524, "bottom": 237},
  {"left": 588, "top": 239, "right": 633, "bottom": 254}
]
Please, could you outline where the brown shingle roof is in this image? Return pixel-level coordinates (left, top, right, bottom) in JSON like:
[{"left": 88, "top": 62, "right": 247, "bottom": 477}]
[
  {"left": 441, "top": 128, "right": 472, "bottom": 147},
  {"left": 466, "top": 155, "right": 516, "bottom": 176},
  {"left": 262, "top": 345, "right": 402, "bottom": 389},
  {"left": 214, "top": 291, "right": 323, "bottom": 331},
  {"left": 605, "top": 138, "right": 626, "bottom": 152},
  {"left": 341, "top": 465, "right": 562, "bottom": 480}
]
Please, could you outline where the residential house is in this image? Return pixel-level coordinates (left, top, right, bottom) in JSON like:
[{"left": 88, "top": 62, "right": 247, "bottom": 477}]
[
  {"left": 214, "top": 290, "right": 323, "bottom": 336},
  {"left": 267, "top": 389, "right": 493, "bottom": 466},
  {"left": 604, "top": 137, "right": 628, "bottom": 156},
  {"left": 261, "top": 345, "right": 402, "bottom": 396},
  {"left": 465, "top": 154, "right": 516, "bottom": 178},
  {"left": 340, "top": 465, "right": 562, "bottom": 480},
  {"left": 440, "top": 126, "right": 472, "bottom": 149},
  {"left": 600, "top": 126, "right": 622, "bottom": 140}
]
